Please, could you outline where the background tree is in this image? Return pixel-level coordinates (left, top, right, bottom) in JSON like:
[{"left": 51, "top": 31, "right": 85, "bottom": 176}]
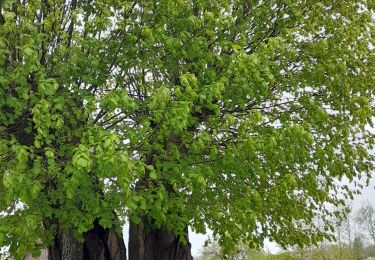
[
  {"left": 334, "top": 204, "right": 363, "bottom": 249},
  {"left": 0, "top": 0, "right": 374, "bottom": 259},
  {"left": 352, "top": 236, "right": 365, "bottom": 260},
  {"left": 196, "top": 238, "right": 224, "bottom": 260},
  {"left": 196, "top": 238, "right": 264, "bottom": 260},
  {"left": 356, "top": 203, "right": 375, "bottom": 244}
]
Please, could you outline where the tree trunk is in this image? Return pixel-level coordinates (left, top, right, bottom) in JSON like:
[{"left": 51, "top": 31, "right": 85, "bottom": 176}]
[
  {"left": 46, "top": 220, "right": 126, "bottom": 260},
  {"left": 47, "top": 226, "right": 82, "bottom": 260},
  {"left": 128, "top": 220, "right": 192, "bottom": 260},
  {"left": 83, "top": 220, "right": 127, "bottom": 260}
]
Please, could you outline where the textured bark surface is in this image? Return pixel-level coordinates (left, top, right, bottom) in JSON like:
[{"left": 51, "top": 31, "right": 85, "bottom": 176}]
[
  {"left": 83, "top": 220, "right": 127, "bottom": 260},
  {"left": 48, "top": 227, "right": 82, "bottom": 260},
  {"left": 129, "top": 220, "right": 192, "bottom": 260},
  {"left": 45, "top": 221, "right": 126, "bottom": 260}
]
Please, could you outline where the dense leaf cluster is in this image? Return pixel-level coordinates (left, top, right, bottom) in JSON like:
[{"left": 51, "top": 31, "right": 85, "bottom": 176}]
[{"left": 0, "top": 0, "right": 374, "bottom": 258}]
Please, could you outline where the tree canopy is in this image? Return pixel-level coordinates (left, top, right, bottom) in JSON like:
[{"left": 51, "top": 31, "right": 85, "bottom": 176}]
[{"left": 0, "top": 0, "right": 374, "bottom": 258}]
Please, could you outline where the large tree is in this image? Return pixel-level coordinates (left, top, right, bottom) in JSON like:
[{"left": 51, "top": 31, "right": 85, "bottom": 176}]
[{"left": 0, "top": 0, "right": 374, "bottom": 259}]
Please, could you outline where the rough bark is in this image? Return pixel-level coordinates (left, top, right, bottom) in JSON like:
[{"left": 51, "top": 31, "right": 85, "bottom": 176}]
[
  {"left": 48, "top": 227, "right": 82, "bottom": 260},
  {"left": 45, "top": 221, "right": 126, "bottom": 260},
  {"left": 83, "top": 220, "right": 127, "bottom": 260},
  {"left": 129, "top": 220, "right": 192, "bottom": 260}
]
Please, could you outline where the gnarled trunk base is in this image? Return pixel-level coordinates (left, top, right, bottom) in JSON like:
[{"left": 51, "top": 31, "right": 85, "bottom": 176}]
[
  {"left": 46, "top": 220, "right": 126, "bottom": 260},
  {"left": 129, "top": 220, "right": 192, "bottom": 260}
]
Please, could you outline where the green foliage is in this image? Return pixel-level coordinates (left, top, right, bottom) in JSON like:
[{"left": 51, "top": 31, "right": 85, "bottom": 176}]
[
  {"left": 352, "top": 236, "right": 365, "bottom": 260},
  {"left": 260, "top": 252, "right": 300, "bottom": 260},
  {"left": 293, "top": 245, "right": 357, "bottom": 260},
  {"left": 364, "top": 244, "right": 375, "bottom": 257},
  {"left": 0, "top": 0, "right": 374, "bottom": 258},
  {"left": 197, "top": 240, "right": 368, "bottom": 260},
  {"left": 196, "top": 238, "right": 266, "bottom": 260}
]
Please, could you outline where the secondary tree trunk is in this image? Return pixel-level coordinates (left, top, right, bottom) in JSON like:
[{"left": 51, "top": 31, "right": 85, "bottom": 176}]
[
  {"left": 46, "top": 220, "right": 126, "bottom": 260},
  {"left": 128, "top": 220, "right": 192, "bottom": 260}
]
